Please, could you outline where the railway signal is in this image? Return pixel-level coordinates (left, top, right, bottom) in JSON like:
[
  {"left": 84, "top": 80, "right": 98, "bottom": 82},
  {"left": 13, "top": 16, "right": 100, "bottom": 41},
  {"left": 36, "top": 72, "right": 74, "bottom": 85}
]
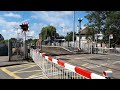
[
  {"left": 20, "top": 22, "right": 30, "bottom": 60},
  {"left": 20, "top": 22, "right": 30, "bottom": 32}
]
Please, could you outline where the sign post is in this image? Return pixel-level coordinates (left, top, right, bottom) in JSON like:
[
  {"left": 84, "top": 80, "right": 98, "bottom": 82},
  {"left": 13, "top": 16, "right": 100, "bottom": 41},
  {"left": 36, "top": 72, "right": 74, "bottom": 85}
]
[{"left": 109, "top": 34, "right": 113, "bottom": 48}]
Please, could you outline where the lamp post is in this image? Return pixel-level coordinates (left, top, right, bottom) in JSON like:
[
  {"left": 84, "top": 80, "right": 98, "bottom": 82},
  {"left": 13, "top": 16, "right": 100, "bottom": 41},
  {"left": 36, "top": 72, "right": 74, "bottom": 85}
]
[
  {"left": 8, "top": 38, "right": 10, "bottom": 61},
  {"left": 78, "top": 18, "right": 83, "bottom": 50},
  {"left": 73, "top": 11, "right": 75, "bottom": 50}
]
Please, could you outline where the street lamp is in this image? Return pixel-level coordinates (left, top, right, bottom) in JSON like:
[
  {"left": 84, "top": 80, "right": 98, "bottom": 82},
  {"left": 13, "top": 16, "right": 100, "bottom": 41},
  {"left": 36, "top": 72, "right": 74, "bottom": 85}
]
[
  {"left": 78, "top": 18, "right": 83, "bottom": 50},
  {"left": 73, "top": 11, "right": 75, "bottom": 50}
]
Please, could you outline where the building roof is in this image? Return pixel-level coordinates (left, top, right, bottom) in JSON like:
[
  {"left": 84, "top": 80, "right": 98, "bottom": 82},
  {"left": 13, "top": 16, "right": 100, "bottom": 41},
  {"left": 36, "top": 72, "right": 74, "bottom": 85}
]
[
  {"left": 76, "top": 27, "right": 97, "bottom": 36},
  {"left": 76, "top": 28, "right": 87, "bottom": 35}
]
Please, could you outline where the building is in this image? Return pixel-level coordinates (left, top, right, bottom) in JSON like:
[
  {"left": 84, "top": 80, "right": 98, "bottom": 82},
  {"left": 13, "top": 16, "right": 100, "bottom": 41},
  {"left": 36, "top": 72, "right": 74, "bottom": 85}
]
[
  {"left": 75, "top": 27, "right": 90, "bottom": 49},
  {"left": 36, "top": 33, "right": 42, "bottom": 49},
  {"left": 75, "top": 27, "right": 104, "bottom": 51}
]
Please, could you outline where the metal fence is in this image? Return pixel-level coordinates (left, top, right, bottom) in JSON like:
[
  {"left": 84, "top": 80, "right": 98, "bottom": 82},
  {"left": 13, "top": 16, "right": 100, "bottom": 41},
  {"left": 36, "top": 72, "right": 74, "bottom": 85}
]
[
  {"left": 95, "top": 47, "right": 120, "bottom": 55},
  {"left": 30, "top": 48, "right": 106, "bottom": 79},
  {"left": 81, "top": 42, "right": 120, "bottom": 55}
]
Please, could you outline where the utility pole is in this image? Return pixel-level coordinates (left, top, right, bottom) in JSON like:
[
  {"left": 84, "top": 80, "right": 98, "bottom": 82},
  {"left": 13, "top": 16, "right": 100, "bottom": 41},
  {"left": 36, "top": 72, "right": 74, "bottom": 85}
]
[
  {"left": 73, "top": 11, "right": 75, "bottom": 50},
  {"left": 78, "top": 18, "right": 83, "bottom": 50}
]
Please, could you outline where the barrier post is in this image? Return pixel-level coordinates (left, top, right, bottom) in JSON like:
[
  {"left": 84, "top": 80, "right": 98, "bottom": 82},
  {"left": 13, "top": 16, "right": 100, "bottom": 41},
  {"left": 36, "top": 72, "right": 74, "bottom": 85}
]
[{"left": 103, "top": 71, "right": 112, "bottom": 79}]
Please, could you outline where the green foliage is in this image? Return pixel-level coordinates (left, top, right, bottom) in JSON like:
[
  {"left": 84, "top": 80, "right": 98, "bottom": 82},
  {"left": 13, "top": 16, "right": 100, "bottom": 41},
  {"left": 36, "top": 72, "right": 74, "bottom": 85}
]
[
  {"left": 85, "top": 11, "right": 104, "bottom": 33},
  {"left": 40, "top": 25, "right": 57, "bottom": 41},
  {"left": 0, "top": 40, "right": 7, "bottom": 44},
  {"left": 26, "top": 39, "right": 32, "bottom": 44},
  {"left": 31, "top": 39, "right": 38, "bottom": 45},
  {"left": 65, "top": 31, "right": 76, "bottom": 41},
  {"left": 85, "top": 11, "right": 120, "bottom": 47},
  {"left": 9, "top": 38, "right": 17, "bottom": 43},
  {"left": 84, "top": 26, "right": 96, "bottom": 41}
]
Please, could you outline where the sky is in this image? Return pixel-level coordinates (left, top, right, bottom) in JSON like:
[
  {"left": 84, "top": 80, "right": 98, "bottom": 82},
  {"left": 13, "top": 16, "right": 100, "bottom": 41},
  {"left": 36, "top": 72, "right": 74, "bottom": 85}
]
[{"left": 0, "top": 11, "right": 89, "bottom": 40}]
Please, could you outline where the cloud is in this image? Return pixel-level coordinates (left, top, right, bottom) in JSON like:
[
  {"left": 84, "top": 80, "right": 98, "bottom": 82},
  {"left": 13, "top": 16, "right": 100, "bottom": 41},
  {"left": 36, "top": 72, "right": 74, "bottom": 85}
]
[
  {"left": 3, "top": 12, "right": 22, "bottom": 18},
  {"left": 0, "top": 11, "right": 87, "bottom": 40},
  {"left": 31, "top": 23, "right": 47, "bottom": 32},
  {"left": 29, "top": 23, "right": 48, "bottom": 39},
  {"left": 32, "top": 12, "right": 70, "bottom": 22},
  {"left": 0, "top": 15, "right": 44, "bottom": 40},
  {"left": 21, "top": 19, "right": 30, "bottom": 23},
  {"left": 31, "top": 11, "right": 73, "bottom": 36},
  {"left": 0, "top": 16, "right": 21, "bottom": 39},
  {"left": 1, "top": 30, "right": 6, "bottom": 33},
  {"left": 31, "top": 11, "right": 72, "bottom": 24}
]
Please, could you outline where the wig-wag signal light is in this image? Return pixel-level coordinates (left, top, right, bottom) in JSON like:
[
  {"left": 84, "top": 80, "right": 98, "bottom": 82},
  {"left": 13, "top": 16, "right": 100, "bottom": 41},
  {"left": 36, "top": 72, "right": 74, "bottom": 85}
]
[{"left": 20, "top": 22, "right": 30, "bottom": 32}]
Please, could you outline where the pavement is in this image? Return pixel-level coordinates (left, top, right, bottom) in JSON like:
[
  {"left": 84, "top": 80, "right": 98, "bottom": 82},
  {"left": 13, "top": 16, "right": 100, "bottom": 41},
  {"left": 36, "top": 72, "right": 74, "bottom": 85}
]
[
  {"left": 0, "top": 63, "right": 48, "bottom": 79},
  {"left": 0, "top": 56, "right": 48, "bottom": 79},
  {"left": 0, "top": 56, "right": 29, "bottom": 67},
  {"left": 0, "top": 56, "right": 29, "bottom": 79}
]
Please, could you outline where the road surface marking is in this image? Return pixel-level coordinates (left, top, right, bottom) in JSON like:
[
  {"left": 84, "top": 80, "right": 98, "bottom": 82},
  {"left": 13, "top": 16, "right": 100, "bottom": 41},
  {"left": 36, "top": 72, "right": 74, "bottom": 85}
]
[
  {"left": 13, "top": 64, "right": 37, "bottom": 73},
  {"left": 81, "top": 63, "right": 89, "bottom": 66},
  {"left": 113, "top": 61, "right": 120, "bottom": 64},
  {"left": 27, "top": 73, "right": 47, "bottom": 79},
  {"left": 86, "top": 65, "right": 101, "bottom": 69},
  {"left": 15, "top": 70, "right": 42, "bottom": 73},
  {"left": 4, "top": 63, "right": 35, "bottom": 68},
  {"left": 1, "top": 68, "right": 21, "bottom": 79},
  {"left": 107, "top": 69, "right": 112, "bottom": 71}
]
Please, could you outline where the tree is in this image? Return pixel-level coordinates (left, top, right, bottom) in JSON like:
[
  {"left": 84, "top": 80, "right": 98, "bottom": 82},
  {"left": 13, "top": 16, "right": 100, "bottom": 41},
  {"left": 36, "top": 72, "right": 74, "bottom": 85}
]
[
  {"left": 31, "top": 39, "right": 38, "bottom": 45},
  {"left": 65, "top": 31, "right": 76, "bottom": 41},
  {"left": 40, "top": 25, "right": 57, "bottom": 41},
  {"left": 84, "top": 26, "right": 97, "bottom": 41},
  {"left": 85, "top": 11, "right": 104, "bottom": 34},
  {"left": 85, "top": 11, "right": 120, "bottom": 47},
  {"left": 0, "top": 39, "right": 8, "bottom": 44},
  {"left": 26, "top": 39, "right": 32, "bottom": 44},
  {"left": 9, "top": 38, "right": 17, "bottom": 43},
  {"left": 103, "top": 11, "right": 120, "bottom": 47}
]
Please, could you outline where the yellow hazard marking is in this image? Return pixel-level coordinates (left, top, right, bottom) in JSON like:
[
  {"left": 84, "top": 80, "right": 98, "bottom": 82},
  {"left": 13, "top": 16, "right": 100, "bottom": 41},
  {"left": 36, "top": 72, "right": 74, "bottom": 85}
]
[
  {"left": 1, "top": 68, "right": 21, "bottom": 79},
  {"left": 27, "top": 72, "right": 43, "bottom": 79},
  {"left": 15, "top": 70, "right": 42, "bottom": 73},
  {"left": 4, "top": 63, "right": 35, "bottom": 68},
  {"left": 13, "top": 64, "right": 37, "bottom": 73},
  {"left": 0, "top": 63, "right": 46, "bottom": 79},
  {"left": 81, "top": 63, "right": 89, "bottom": 66},
  {"left": 28, "top": 72, "right": 42, "bottom": 77},
  {"left": 0, "top": 63, "right": 60, "bottom": 79}
]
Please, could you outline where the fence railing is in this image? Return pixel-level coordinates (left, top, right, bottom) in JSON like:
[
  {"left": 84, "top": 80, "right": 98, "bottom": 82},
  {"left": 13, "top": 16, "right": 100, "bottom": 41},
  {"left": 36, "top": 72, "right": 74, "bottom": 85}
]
[{"left": 30, "top": 48, "right": 106, "bottom": 79}]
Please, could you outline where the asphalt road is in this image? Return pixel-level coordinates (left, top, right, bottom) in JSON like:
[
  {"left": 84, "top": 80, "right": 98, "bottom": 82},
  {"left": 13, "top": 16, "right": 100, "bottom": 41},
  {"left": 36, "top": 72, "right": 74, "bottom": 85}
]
[{"left": 52, "top": 54, "right": 120, "bottom": 79}]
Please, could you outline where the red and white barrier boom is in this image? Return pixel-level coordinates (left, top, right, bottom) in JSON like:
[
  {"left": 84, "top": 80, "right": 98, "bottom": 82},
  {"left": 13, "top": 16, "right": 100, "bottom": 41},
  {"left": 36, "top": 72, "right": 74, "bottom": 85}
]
[{"left": 30, "top": 49, "right": 106, "bottom": 79}]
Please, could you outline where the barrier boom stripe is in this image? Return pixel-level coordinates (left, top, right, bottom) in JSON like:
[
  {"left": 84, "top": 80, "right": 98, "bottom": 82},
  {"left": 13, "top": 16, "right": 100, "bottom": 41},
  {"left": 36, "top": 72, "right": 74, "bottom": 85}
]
[
  {"left": 33, "top": 49, "right": 105, "bottom": 79},
  {"left": 48, "top": 57, "right": 53, "bottom": 61},
  {"left": 58, "top": 60, "right": 65, "bottom": 67},
  {"left": 75, "top": 67, "right": 91, "bottom": 79}
]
